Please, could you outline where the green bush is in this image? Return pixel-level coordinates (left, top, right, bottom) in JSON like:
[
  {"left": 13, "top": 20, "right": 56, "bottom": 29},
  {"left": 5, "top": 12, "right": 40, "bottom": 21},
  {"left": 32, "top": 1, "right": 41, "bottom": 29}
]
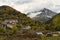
[
  {"left": 12, "top": 24, "right": 17, "bottom": 33},
  {"left": 55, "top": 26, "right": 60, "bottom": 31}
]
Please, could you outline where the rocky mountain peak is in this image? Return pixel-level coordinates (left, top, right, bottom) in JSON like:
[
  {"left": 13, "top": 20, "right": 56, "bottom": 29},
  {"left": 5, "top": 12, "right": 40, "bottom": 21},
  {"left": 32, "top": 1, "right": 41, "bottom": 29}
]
[{"left": 33, "top": 8, "right": 57, "bottom": 23}]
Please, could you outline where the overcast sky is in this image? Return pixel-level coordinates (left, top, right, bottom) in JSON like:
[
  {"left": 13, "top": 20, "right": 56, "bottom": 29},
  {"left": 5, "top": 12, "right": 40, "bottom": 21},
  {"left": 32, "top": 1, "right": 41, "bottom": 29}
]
[{"left": 0, "top": 0, "right": 60, "bottom": 13}]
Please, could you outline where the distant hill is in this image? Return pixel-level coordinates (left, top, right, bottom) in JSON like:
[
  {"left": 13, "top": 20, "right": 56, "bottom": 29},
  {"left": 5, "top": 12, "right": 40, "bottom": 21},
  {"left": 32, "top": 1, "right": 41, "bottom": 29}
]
[{"left": 33, "top": 8, "right": 57, "bottom": 23}]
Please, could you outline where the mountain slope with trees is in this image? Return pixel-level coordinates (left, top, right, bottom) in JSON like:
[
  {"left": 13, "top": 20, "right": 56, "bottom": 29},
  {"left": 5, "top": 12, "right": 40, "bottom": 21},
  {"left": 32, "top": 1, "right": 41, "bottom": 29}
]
[
  {"left": 51, "top": 13, "right": 60, "bottom": 31},
  {"left": 0, "top": 5, "right": 60, "bottom": 40}
]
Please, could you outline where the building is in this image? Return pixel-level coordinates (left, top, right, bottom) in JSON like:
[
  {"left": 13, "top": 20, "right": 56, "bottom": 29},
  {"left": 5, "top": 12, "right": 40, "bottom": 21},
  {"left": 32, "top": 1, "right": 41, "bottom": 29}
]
[
  {"left": 46, "top": 32, "right": 59, "bottom": 37},
  {"left": 1, "top": 19, "right": 18, "bottom": 28},
  {"left": 35, "top": 32, "right": 43, "bottom": 35}
]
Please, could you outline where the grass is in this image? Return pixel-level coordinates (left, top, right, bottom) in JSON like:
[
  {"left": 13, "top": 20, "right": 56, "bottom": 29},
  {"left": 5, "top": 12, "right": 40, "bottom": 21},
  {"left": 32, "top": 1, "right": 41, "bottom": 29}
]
[
  {"left": 0, "top": 35, "right": 60, "bottom": 40},
  {"left": 43, "top": 36, "right": 60, "bottom": 40}
]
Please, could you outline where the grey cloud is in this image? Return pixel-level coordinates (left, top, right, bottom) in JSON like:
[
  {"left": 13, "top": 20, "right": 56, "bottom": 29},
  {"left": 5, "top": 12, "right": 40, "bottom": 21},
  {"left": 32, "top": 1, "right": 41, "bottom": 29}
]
[
  {"left": 0, "top": 0, "right": 60, "bottom": 13},
  {"left": 14, "top": 0, "right": 32, "bottom": 5}
]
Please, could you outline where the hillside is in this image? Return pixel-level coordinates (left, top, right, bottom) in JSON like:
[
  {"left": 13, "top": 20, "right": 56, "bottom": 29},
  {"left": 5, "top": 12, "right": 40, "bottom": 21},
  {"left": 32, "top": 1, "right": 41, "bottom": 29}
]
[
  {"left": 52, "top": 13, "right": 60, "bottom": 25},
  {"left": 51, "top": 13, "right": 60, "bottom": 31},
  {"left": 0, "top": 5, "right": 60, "bottom": 40},
  {"left": 0, "top": 5, "right": 41, "bottom": 26},
  {"left": 0, "top": 5, "right": 42, "bottom": 40}
]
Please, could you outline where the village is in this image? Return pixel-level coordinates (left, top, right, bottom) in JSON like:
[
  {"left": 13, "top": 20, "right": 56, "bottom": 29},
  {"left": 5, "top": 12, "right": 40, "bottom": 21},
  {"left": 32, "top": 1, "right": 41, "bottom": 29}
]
[{"left": 0, "top": 19, "right": 60, "bottom": 38}]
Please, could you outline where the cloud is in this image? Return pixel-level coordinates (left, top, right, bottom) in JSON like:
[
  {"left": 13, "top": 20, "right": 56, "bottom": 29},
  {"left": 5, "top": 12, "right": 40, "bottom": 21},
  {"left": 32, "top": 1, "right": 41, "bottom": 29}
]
[{"left": 0, "top": 0, "right": 60, "bottom": 13}]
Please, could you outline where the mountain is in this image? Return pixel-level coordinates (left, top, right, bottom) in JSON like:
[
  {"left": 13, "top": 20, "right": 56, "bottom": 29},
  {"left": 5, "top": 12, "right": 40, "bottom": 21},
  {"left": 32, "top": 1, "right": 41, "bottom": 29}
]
[
  {"left": 48, "top": 13, "right": 60, "bottom": 31},
  {"left": 33, "top": 8, "right": 57, "bottom": 23},
  {"left": 0, "top": 5, "right": 43, "bottom": 40},
  {"left": 0, "top": 5, "right": 60, "bottom": 40},
  {"left": 52, "top": 13, "right": 60, "bottom": 26},
  {"left": 0, "top": 5, "right": 41, "bottom": 28}
]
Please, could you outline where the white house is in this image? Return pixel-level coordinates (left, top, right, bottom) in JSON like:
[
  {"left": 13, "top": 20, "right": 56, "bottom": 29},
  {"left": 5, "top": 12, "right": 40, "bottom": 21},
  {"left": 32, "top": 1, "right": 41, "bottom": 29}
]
[
  {"left": 7, "top": 24, "right": 13, "bottom": 28},
  {"left": 1, "top": 19, "right": 18, "bottom": 28},
  {"left": 35, "top": 32, "right": 43, "bottom": 35}
]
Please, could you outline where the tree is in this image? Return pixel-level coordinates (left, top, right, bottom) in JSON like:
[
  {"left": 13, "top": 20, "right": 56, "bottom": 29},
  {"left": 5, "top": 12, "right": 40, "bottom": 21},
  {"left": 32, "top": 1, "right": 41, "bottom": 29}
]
[
  {"left": 55, "top": 25, "right": 60, "bottom": 31},
  {"left": 12, "top": 24, "right": 17, "bottom": 33}
]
